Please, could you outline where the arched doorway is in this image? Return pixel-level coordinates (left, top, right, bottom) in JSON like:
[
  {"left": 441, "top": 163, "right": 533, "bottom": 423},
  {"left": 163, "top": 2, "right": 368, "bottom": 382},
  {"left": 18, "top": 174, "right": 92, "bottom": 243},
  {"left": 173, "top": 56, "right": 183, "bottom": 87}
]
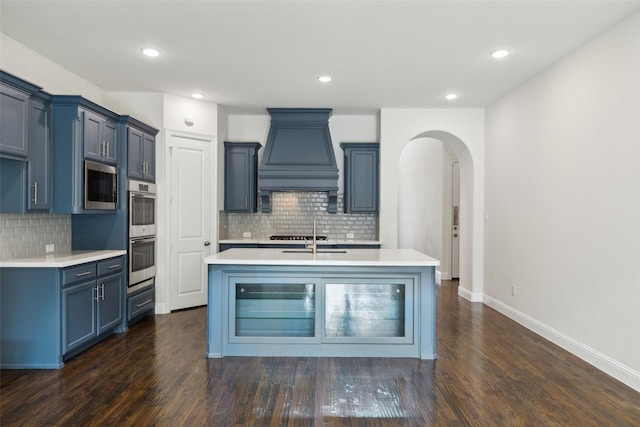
[{"left": 397, "top": 130, "right": 477, "bottom": 300}]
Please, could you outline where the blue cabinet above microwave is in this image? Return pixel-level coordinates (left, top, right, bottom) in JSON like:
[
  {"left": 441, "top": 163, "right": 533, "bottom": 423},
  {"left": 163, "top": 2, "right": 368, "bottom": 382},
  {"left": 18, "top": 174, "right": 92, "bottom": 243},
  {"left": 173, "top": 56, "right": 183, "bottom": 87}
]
[{"left": 51, "top": 96, "right": 121, "bottom": 214}]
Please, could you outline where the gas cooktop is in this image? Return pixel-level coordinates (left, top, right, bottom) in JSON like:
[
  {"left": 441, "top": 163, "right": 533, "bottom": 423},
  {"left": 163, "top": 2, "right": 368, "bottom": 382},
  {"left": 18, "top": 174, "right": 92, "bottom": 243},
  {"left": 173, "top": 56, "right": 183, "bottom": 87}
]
[{"left": 270, "top": 235, "right": 328, "bottom": 241}]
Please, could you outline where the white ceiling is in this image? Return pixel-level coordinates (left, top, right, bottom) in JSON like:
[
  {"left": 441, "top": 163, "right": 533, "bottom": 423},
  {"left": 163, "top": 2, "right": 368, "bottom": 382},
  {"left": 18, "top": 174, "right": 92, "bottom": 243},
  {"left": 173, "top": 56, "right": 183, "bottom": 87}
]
[{"left": 1, "top": 0, "right": 639, "bottom": 114}]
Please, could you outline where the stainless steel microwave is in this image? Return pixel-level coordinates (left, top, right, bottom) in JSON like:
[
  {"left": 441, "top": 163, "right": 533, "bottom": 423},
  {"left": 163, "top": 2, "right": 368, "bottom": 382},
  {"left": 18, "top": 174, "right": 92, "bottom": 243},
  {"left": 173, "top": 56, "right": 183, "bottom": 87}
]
[{"left": 84, "top": 160, "right": 118, "bottom": 210}]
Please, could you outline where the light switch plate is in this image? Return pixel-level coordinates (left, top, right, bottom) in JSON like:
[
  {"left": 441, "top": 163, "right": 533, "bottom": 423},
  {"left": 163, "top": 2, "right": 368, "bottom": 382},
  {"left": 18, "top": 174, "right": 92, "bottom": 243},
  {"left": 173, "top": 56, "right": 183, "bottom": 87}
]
[
  {"left": 46, "top": 244, "right": 55, "bottom": 253},
  {"left": 243, "top": 232, "right": 252, "bottom": 238},
  {"left": 346, "top": 232, "right": 355, "bottom": 239}
]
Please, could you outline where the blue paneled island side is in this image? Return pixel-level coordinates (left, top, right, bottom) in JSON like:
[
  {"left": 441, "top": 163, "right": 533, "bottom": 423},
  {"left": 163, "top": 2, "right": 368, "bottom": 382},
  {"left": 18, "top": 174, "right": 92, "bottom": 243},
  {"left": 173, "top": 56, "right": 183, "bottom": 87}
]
[{"left": 204, "top": 248, "right": 439, "bottom": 359}]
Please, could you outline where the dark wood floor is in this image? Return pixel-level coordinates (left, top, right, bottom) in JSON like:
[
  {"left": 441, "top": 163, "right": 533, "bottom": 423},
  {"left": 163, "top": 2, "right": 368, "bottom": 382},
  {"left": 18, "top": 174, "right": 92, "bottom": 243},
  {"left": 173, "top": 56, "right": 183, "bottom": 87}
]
[{"left": 2, "top": 281, "right": 639, "bottom": 426}]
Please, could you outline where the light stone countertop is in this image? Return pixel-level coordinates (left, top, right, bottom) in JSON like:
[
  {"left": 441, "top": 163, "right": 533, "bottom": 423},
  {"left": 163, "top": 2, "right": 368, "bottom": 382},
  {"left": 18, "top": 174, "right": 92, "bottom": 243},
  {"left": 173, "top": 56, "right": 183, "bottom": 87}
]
[
  {"left": 205, "top": 248, "right": 439, "bottom": 267},
  {"left": 0, "top": 250, "right": 127, "bottom": 268},
  {"left": 218, "top": 239, "right": 382, "bottom": 246}
]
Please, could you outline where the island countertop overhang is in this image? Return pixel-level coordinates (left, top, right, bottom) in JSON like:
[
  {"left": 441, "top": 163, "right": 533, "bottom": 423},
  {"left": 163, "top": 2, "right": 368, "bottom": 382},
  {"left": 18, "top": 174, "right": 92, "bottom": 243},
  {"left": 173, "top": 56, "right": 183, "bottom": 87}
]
[{"left": 204, "top": 248, "right": 439, "bottom": 267}]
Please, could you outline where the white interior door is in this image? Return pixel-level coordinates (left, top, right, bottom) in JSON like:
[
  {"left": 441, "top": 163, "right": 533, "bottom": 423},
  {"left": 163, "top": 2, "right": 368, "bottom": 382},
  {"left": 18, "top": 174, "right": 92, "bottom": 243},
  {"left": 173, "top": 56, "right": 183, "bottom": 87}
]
[
  {"left": 168, "top": 133, "right": 213, "bottom": 310},
  {"left": 451, "top": 161, "right": 460, "bottom": 279}
]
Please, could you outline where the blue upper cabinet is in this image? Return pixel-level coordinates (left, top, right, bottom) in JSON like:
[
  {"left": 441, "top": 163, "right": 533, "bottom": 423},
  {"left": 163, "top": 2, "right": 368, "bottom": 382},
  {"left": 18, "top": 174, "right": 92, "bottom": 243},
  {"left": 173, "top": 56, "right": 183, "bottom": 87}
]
[
  {"left": 224, "top": 142, "right": 261, "bottom": 212},
  {"left": 0, "top": 82, "right": 30, "bottom": 158},
  {"left": 51, "top": 96, "right": 121, "bottom": 213},
  {"left": 0, "top": 71, "right": 51, "bottom": 212},
  {"left": 120, "top": 116, "right": 158, "bottom": 183},
  {"left": 83, "top": 110, "right": 118, "bottom": 165},
  {"left": 27, "top": 94, "right": 52, "bottom": 211},
  {"left": 341, "top": 143, "right": 379, "bottom": 214}
]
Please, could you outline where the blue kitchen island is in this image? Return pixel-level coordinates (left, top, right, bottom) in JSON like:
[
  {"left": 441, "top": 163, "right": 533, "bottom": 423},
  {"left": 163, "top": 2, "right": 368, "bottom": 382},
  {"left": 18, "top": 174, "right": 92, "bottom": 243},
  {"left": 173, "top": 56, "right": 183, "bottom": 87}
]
[{"left": 204, "top": 248, "right": 439, "bottom": 359}]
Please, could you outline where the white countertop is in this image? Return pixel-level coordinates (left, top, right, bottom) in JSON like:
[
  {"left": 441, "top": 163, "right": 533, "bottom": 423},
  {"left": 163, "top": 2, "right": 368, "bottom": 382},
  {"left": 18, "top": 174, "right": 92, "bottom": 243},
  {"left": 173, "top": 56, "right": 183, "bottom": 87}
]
[
  {"left": 219, "top": 239, "right": 382, "bottom": 246},
  {"left": 204, "top": 248, "right": 439, "bottom": 267},
  {"left": 0, "top": 250, "right": 127, "bottom": 268}
]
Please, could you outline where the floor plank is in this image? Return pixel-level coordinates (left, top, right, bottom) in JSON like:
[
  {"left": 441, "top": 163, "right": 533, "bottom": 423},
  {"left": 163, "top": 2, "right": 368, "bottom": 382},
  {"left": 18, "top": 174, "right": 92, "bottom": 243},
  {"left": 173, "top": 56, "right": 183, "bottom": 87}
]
[{"left": 1, "top": 281, "right": 639, "bottom": 426}]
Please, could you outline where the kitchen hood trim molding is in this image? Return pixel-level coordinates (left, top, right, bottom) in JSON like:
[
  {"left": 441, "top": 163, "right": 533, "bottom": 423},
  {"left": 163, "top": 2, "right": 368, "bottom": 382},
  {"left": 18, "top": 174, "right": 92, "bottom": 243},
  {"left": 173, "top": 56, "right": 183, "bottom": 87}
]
[{"left": 258, "top": 108, "right": 339, "bottom": 213}]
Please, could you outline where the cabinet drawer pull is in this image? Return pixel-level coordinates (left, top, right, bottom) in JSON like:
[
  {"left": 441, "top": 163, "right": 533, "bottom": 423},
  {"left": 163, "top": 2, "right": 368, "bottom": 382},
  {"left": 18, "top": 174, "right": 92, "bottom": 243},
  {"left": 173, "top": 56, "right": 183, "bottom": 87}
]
[
  {"left": 100, "top": 284, "right": 105, "bottom": 300},
  {"left": 76, "top": 271, "right": 92, "bottom": 277},
  {"left": 136, "top": 299, "right": 153, "bottom": 307},
  {"left": 107, "top": 264, "right": 121, "bottom": 269}
]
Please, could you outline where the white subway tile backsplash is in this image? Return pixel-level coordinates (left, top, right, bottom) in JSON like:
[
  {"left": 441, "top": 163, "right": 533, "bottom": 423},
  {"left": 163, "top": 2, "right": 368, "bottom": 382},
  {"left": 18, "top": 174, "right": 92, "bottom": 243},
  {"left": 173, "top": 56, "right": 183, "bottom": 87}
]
[
  {"left": 0, "top": 213, "right": 71, "bottom": 260},
  {"left": 221, "top": 192, "right": 378, "bottom": 240}
]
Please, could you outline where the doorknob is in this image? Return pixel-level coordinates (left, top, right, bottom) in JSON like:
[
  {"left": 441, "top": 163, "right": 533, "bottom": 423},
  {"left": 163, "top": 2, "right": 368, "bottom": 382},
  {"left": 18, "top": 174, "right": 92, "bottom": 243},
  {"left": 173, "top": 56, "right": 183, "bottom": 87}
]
[{"left": 204, "top": 241, "right": 211, "bottom": 246}]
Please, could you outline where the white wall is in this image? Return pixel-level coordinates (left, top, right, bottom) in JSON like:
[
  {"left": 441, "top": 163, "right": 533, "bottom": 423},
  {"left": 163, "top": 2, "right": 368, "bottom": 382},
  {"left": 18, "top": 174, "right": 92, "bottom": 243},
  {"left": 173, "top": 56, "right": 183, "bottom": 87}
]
[
  {"left": 484, "top": 11, "right": 640, "bottom": 388},
  {"left": 1, "top": 33, "right": 109, "bottom": 106},
  {"left": 379, "top": 108, "right": 485, "bottom": 299},
  {"left": 398, "top": 138, "right": 443, "bottom": 259}
]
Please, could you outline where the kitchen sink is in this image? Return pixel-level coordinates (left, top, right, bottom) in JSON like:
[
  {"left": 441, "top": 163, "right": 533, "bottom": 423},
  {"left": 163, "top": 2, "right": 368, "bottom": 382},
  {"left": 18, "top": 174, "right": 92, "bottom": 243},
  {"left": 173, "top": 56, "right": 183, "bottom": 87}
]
[{"left": 281, "top": 249, "right": 348, "bottom": 254}]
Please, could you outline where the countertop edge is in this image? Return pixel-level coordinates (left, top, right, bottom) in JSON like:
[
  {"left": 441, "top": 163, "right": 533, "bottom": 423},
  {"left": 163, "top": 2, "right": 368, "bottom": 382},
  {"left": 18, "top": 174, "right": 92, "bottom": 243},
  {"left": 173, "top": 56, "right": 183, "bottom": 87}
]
[
  {"left": 0, "top": 250, "right": 127, "bottom": 268},
  {"left": 204, "top": 248, "right": 439, "bottom": 267},
  {"left": 218, "top": 239, "right": 382, "bottom": 246}
]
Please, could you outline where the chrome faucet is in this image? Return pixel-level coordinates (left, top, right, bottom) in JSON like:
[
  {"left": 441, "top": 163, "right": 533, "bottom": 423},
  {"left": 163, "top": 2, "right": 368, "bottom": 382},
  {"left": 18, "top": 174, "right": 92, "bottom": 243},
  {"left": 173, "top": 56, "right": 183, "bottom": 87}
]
[{"left": 306, "top": 219, "right": 318, "bottom": 254}]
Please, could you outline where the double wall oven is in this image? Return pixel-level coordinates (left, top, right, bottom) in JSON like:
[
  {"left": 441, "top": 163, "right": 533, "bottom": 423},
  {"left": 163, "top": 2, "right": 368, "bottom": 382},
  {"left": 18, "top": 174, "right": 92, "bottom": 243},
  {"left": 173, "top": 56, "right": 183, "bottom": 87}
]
[{"left": 128, "top": 180, "right": 156, "bottom": 294}]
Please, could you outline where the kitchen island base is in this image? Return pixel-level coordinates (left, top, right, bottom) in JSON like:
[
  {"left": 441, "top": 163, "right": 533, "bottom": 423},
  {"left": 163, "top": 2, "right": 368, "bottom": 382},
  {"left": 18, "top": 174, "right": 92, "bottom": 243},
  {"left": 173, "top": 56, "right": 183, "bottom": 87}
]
[{"left": 206, "top": 263, "right": 436, "bottom": 359}]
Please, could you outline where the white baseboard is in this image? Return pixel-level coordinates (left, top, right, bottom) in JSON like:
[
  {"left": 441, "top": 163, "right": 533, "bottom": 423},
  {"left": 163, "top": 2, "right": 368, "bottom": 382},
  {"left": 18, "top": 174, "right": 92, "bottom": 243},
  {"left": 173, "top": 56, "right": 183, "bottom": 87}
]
[
  {"left": 483, "top": 294, "right": 640, "bottom": 393},
  {"left": 154, "top": 303, "right": 170, "bottom": 315},
  {"left": 457, "top": 286, "right": 483, "bottom": 302}
]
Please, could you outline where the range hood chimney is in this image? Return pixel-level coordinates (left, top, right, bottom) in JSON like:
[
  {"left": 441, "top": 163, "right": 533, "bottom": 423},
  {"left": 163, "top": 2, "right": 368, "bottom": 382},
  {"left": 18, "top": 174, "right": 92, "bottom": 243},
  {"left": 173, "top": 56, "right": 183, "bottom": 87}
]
[{"left": 258, "top": 108, "right": 339, "bottom": 213}]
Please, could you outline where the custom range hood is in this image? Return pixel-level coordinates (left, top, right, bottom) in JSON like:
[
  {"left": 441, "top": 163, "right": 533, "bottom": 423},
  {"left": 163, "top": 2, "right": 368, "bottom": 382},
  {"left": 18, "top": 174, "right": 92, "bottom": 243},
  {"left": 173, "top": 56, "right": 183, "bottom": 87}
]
[{"left": 258, "top": 108, "right": 339, "bottom": 213}]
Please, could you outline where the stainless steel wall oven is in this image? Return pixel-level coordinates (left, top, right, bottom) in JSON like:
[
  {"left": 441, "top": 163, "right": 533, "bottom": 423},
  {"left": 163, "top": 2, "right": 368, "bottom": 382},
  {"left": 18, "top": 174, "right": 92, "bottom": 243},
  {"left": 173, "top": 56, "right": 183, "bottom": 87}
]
[
  {"left": 128, "top": 236, "right": 155, "bottom": 293},
  {"left": 128, "top": 180, "right": 156, "bottom": 238},
  {"left": 128, "top": 180, "right": 156, "bottom": 294}
]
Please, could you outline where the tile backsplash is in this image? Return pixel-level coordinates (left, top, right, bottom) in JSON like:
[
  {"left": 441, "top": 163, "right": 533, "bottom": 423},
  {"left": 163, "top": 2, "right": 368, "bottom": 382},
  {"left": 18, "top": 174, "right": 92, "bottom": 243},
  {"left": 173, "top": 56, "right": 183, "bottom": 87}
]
[
  {"left": 0, "top": 213, "right": 71, "bottom": 260},
  {"left": 220, "top": 192, "right": 378, "bottom": 240}
]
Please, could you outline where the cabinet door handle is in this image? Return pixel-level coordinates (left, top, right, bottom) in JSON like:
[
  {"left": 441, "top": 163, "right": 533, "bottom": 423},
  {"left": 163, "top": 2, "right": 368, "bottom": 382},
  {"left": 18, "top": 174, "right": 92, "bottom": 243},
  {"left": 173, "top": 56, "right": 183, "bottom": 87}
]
[
  {"left": 137, "top": 299, "right": 153, "bottom": 307},
  {"left": 32, "top": 182, "right": 38, "bottom": 204},
  {"left": 100, "top": 284, "right": 105, "bottom": 300},
  {"left": 76, "top": 271, "right": 92, "bottom": 277},
  {"left": 94, "top": 286, "right": 100, "bottom": 301}
]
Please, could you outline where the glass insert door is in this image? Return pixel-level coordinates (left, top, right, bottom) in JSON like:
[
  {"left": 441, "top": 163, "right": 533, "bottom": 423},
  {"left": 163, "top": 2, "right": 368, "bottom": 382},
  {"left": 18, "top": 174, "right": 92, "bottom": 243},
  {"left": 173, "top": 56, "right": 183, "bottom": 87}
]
[
  {"left": 324, "top": 281, "right": 412, "bottom": 343},
  {"left": 234, "top": 283, "right": 315, "bottom": 337}
]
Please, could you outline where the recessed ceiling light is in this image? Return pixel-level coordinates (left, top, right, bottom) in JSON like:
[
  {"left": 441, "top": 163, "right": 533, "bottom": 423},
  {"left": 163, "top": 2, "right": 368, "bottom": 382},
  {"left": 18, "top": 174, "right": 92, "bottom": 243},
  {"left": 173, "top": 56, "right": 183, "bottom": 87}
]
[
  {"left": 317, "top": 75, "right": 332, "bottom": 83},
  {"left": 141, "top": 47, "right": 161, "bottom": 57},
  {"left": 490, "top": 48, "right": 511, "bottom": 59},
  {"left": 445, "top": 93, "right": 459, "bottom": 101},
  {"left": 191, "top": 93, "right": 205, "bottom": 99}
]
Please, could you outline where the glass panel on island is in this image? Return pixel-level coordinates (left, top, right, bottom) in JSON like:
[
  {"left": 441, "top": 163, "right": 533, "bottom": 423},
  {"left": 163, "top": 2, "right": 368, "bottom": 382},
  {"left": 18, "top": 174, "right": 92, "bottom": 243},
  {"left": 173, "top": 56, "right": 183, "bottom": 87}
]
[
  {"left": 235, "top": 283, "right": 315, "bottom": 337},
  {"left": 324, "top": 283, "right": 405, "bottom": 338}
]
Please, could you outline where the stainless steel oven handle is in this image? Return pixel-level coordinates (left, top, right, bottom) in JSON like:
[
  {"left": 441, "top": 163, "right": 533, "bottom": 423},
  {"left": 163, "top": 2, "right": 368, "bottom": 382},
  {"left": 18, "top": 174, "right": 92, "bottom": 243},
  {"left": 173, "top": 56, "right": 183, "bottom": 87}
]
[
  {"left": 131, "top": 237, "right": 156, "bottom": 244},
  {"left": 131, "top": 193, "right": 156, "bottom": 199}
]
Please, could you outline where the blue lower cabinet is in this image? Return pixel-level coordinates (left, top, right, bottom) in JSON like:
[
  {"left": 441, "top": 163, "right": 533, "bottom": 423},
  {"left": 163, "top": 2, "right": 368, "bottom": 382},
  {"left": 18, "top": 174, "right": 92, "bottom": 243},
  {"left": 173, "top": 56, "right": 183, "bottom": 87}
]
[
  {"left": 128, "top": 286, "right": 155, "bottom": 321},
  {"left": 62, "top": 280, "right": 98, "bottom": 353},
  {"left": 98, "top": 273, "right": 124, "bottom": 334},
  {"left": 0, "top": 255, "right": 124, "bottom": 369}
]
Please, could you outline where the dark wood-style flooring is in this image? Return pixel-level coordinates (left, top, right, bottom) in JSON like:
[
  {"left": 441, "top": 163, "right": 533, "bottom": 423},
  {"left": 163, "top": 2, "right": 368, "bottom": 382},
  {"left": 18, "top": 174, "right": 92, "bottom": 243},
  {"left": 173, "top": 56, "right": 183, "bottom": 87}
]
[{"left": 1, "top": 281, "right": 639, "bottom": 426}]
